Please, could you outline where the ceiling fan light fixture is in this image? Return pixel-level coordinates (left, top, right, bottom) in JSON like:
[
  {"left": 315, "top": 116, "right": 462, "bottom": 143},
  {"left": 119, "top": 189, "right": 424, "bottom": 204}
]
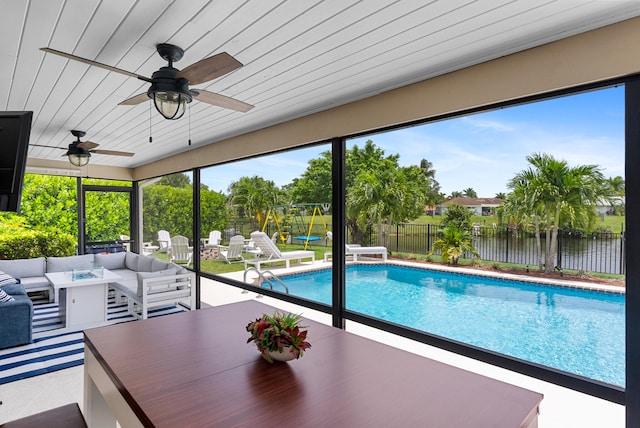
[
  {"left": 67, "top": 151, "right": 91, "bottom": 167},
  {"left": 148, "top": 69, "right": 192, "bottom": 120},
  {"left": 153, "top": 91, "right": 189, "bottom": 120},
  {"left": 65, "top": 138, "right": 91, "bottom": 166}
]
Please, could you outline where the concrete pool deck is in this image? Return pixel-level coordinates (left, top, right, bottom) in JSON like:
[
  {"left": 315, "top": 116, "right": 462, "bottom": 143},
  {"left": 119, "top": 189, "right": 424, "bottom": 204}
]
[{"left": 0, "top": 260, "right": 625, "bottom": 426}]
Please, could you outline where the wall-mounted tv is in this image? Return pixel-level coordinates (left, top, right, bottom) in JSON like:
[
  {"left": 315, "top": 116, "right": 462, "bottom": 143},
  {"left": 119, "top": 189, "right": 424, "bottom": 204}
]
[{"left": 0, "top": 111, "right": 33, "bottom": 212}]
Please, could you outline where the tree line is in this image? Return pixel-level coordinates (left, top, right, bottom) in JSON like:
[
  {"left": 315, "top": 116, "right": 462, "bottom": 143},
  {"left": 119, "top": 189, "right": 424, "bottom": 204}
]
[{"left": 12, "top": 143, "right": 624, "bottom": 274}]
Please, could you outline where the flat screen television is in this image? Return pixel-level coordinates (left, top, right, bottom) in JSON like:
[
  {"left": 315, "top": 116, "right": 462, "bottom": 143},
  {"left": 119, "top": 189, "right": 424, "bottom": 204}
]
[{"left": 0, "top": 111, "right": 33, "bottom": 212}]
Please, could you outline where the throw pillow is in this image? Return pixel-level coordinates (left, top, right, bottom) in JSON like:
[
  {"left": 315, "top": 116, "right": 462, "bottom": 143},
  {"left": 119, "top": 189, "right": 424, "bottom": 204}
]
[
  {"left": 0, "top": 288, "right": 15, "bottom": 303},
  {"left": 0, "top": 271, "right": 18, "bottom": 286}
]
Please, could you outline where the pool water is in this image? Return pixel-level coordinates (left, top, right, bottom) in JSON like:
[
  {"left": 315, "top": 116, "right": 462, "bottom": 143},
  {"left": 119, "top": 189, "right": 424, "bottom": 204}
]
[{"left": 270, "top": 264, "right": 625, "bottom": 386}]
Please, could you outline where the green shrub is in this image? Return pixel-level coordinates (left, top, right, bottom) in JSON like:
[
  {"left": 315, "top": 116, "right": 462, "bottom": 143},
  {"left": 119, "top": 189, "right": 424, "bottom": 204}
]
[{"left": 0, "top": 212, "right": 76, "bottom": 259}]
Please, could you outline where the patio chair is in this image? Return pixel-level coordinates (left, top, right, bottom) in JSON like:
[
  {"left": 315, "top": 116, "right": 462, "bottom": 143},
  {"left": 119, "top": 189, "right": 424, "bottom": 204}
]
[
  {"left": 157, "top": 230, "right": 171, "bottom": 253},
  {"left": 120, "top": 234, "right": 130, "bottom": 252},
  {"left": 203, "top": 230, "right": 222, "bottom": 247},
  {"left": 169, "top": 235, "right": 193, "bottom": 266},
  {"left": 218, "top": 235, "right": 245, "bottom": 264},
  {"left": 244, "top": 231, "right": 315, "bottom": 270}
]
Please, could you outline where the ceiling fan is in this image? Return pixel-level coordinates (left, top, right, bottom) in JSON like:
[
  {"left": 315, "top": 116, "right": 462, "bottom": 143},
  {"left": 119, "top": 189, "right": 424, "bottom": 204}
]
[
  {"left": 40, "top": 44, "right": 254, "bottom": 120},
  {"left": 31, "top": 130, "right": 134, "bottom": 167}
]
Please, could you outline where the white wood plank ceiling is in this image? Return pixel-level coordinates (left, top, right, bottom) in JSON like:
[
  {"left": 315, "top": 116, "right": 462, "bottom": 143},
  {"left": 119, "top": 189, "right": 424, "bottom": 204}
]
[{"left": 3, "top": 0, "right": 640, "bottom": 169}]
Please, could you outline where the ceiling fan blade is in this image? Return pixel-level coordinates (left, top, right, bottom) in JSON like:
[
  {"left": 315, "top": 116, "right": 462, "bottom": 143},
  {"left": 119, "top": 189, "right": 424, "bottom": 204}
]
[
  {"left": 90, "top": 149, "right": 135, "bottom": 157},
  {"left": 30, "top": 144, "right": 66, "bottom": 150},
  {"left": 40, "top": 47, "right": 151, "bottom": 81},
  {"left": 192, "top": 89, "right": 253, "bottom": 113},
  {"left": 176, "top": 52, "right": 242, "bottom": 85},
  {"left": 119, "top": 92, "right": 150, "bottom": 105},
  {"left": 77, "top": 141, "right": 100, "bottom": 150}
]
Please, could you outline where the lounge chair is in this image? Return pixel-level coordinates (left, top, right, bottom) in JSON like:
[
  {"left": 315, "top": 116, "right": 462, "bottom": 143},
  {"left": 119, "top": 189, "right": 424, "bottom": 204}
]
[
  {"left": 346, "top": 244, "right": 388, "bottom": 261},
  {"left": 157, "top": 230, "right": 171, "bottom": 253},
  {"left": 245, "top": 231, "right": 315, "bottom": 270},
  {"left": 324, "top": 232, "right": 388, "bottom": 261},
  {"left": 169, "top": 235, "right": 193, "bottom": 267},
  {"left": 203, "top": 230, "right": 222, "bottom": 247},
  {"left": 219, "top": 235, "right": 245, "bottom": 264}
]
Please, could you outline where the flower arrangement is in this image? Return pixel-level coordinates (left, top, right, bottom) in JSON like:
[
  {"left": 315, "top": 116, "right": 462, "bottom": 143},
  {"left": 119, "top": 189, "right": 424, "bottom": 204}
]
[{"left": 246, "top": 311, "right": 311, "bottom": 363}]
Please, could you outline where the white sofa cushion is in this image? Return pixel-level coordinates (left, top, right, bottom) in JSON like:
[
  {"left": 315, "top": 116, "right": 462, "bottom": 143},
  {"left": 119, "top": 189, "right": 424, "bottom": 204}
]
[
  {"left": 46, "top": 254, "right": 95, "bottom": 272},
  {"left": 137, "top": 254, "right": 154, "bottom": 272},
  {"left": 0, "top": 257, "right": 46, "bottom": 278},
  {"left": 151, "top": 258, "right": 171, "bottom": 272},
  {"left": 95, "top": 252, "right": 127, "bottom": 270},
  {"left": 125, "top": 252, "right": 139, "bottom": 271},
  {"left": 16, "top": 276, "right": 51, "bottom": 291}
]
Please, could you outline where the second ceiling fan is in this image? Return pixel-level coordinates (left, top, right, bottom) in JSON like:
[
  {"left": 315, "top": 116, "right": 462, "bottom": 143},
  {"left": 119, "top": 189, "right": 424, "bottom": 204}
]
[
  {"left": 41, "top": 43, "right": 254, "bottom": 120},
  {"left": 31, "top": 130, "right": 134, "bottom": 167}
]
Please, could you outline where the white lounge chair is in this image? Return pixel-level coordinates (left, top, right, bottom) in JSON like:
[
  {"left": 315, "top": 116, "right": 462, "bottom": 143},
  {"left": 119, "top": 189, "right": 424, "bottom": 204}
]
[
  {"left": 346, "top": 244, "right": 388, "bottom": 261},
  {"left": 169, "top": 235, "right": 193, "bottom": 267},
  {"left": 245, "top": 231, "right": 315, "bottom": 270},
  {"left": 203, "top": 230, "right": 222, "bottom": 247},
  {"left": 219, "top": 235, "right": 245, "bottom": 264},
  {"left": 324, "top": 232, "right": 388, "bottom": 261},
  {"left": 157, "top": 230, "right": 171, "bottom": 253}
]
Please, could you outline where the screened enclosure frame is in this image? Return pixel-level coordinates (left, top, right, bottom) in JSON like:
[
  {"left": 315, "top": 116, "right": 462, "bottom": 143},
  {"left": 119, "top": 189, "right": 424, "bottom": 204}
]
[{"left": 128, "top": 75, "right": 636, "bottom": 412}]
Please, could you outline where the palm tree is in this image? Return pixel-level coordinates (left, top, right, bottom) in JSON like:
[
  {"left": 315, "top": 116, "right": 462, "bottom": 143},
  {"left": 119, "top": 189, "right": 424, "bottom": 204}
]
[
  {"left": 427, "top": 225, "right": 479, "bottom": 265},
  {"left": 347, "top": 165, "right": 427, "bottom": 246},
  {"left": 420, "top": 158, "right": 442, "bottom": 206},
  {"left": 506, "top": 153, "right": 609, "bottom": 273},
  {"left": 495, "top": 192, "right": 506, "bottom": 199},
  {"left": 228, "top": 176, "right": 283, "bottom": 229},
  {"left": 607, "top": 176, "right": 625, "bottom": 196},
  {"left": 463, "top": 188, "right": 477, "bottom": 198}
]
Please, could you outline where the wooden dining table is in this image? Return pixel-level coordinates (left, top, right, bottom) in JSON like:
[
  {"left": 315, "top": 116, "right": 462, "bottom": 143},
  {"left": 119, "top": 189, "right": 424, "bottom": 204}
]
[{"left": 83, "top": 300, "right": 543, "bottom": 427}]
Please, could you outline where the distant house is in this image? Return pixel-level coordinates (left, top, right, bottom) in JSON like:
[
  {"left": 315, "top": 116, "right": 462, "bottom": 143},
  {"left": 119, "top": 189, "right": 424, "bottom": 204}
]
[
  {"left": 595, "top": 196, "right": 625, "bottom": 216},
  {"left": 436, "top": 197, "right": 502, "bottom": 216},
  {"left": 424, "top": 205, "right": 436, "bottom": 216}
]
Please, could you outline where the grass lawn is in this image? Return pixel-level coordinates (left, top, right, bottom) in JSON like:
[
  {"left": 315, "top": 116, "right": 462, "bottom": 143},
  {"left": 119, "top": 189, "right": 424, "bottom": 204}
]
[{"left": 199, "top": 243, "right": 330, "bottom": 275}]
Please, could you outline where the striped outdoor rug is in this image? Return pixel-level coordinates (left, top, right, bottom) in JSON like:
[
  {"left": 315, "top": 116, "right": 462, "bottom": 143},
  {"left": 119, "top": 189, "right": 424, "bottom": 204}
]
[{"left": 0, "top": 298, "right": 186, "bottom": 385}]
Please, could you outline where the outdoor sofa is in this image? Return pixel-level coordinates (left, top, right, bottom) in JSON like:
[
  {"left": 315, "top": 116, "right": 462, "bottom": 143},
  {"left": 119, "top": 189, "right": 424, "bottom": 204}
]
[
  {"left": 0, "top": 282, "right": 33, "bottom": 349},
  {"left": 0, "top": 252, "right": 195, "bottom": 322}
]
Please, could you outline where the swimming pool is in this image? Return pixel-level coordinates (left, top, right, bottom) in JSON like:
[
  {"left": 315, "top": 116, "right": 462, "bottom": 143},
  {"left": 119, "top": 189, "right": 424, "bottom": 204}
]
[{"left": 268, "top": 264, "right": 625, "bottom": 386}]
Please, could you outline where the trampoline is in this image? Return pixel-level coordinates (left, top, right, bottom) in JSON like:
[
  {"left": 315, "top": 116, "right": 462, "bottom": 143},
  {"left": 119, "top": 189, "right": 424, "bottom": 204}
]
[{"left": 294, "top": 236, "right": 322, "bottom": 242}]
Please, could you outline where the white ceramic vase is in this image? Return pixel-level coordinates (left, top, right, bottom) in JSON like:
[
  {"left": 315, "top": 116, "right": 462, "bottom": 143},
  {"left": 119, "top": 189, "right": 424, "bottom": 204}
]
[{"left": 266, "top": 347, "right": 296, "bottom": 362}]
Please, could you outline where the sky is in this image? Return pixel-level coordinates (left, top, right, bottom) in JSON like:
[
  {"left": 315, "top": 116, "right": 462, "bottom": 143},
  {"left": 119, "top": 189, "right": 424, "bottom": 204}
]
[{"left": 200, "top": 85, "right": 625, "bottom": 198}]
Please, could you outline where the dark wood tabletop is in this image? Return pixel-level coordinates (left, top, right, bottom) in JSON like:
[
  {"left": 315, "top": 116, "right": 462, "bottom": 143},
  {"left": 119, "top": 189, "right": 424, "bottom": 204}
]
[{"left": 84, "top": 300, "right": 542, "bottom": 428}]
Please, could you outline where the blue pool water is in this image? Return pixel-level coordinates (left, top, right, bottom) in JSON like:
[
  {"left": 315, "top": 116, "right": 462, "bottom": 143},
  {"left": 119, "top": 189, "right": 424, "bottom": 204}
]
[{"left": 269, "top": 264, "right": 625, "bottom": 386}]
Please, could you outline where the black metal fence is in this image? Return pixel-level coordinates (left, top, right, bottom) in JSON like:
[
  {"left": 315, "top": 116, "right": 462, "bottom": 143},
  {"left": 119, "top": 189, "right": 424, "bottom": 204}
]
[
  {"left": 221, "top": 222, "right": 625, "bottom": 275},
  {"left": 366, "top": 224, "right": 626, "bottom": 275}
]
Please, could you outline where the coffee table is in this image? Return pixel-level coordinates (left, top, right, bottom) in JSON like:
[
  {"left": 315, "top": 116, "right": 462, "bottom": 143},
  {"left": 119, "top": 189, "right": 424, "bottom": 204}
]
[{"left": 45, "top": 269, "right": 121, "bottom": 329}]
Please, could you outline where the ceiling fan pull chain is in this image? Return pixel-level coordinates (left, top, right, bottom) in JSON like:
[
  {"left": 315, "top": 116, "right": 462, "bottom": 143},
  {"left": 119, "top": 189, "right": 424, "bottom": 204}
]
[
  {"left": 188, "top": 103, "right": 192, "bottom": 146},
  {"left": 149, "top": 100, "right": 153, "bottom": 143}
]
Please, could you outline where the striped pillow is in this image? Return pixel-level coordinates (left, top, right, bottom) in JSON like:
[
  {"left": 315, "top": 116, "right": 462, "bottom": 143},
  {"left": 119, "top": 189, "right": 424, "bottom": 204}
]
[
  {"left": 0, "top": 271, "right": 18, "bottom": 287},
  {"left": 0, "top": 288, "right": 14, "bottom": 303}
]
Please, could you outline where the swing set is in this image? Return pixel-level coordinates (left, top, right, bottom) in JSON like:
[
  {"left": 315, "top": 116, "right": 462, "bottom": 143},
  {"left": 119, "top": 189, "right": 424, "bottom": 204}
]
[{"left": 261, "top": 203, "right": 330, "bottom": 249}]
